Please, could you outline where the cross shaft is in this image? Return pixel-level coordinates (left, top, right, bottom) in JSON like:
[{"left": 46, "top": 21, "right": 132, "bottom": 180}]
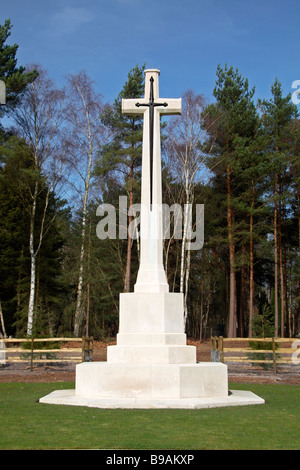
[
  {"left": 121, "top": 69, "right": 181, "bottom": 293},
  {"left": 135, "top": 76, "right": 168, "bottom": 209}
]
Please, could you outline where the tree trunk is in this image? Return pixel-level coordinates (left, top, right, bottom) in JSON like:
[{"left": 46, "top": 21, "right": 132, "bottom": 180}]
[
  {"left": 74, "top": 160, "right": 91, "bottom": 336},
  {"left": 204, "top": 283, "right": 211, "bottom": 338},
  {"left": 180, "top": 185, "right": 193, "bottom": 326},
  {"left": 27, "top": 182, "right": 38, "bottom": 336},
  {"left": 227, "top": 165, "right": 237, "bottom": 337},
  {"left": 298, "top": 184, "right": 300, "bottom": 254},
  {"left": 125, "top": 157, "right": 134, "bottom": 292},
  {"left": 278, "top": 181, "right": 285, "bottom": 337},
  {"left": 74, "top": 100, "right": 93, "bottom": 337},
  {"left": 239, "top": 262, "right": 245, "bottom": 337},
  {"left": 199, "top": 279, "right": 204, "bottom": 342},
  {"left": 274, "top": 172, "right": 279, "bottom": 337},
  {"left": 0, "top": 300, "right": 7, "bottom": 338},
  {"left": 85, "top": 217, "right": 92, "bottom": 337},
  {"left": 296, "top": 186, "right": 300, "bottom": 336},
  {"left": 184, "top": 196, "right": 194, "bottom": 326},
  {"left": 248, "top": 179, "right": 255, "bottom": 337},
  {"left": 283, "top": 240, "right": 289, "bottom": 336},
  {"left": 184, "top": 238, "right": 191, "bottom": 326},
  {"left": 180, "top": 203, "right": 188, "bottom": 296},
  {"left": 16, "top": 247, "right": 24, "bottom": 335},
  {"left": 74, "top": 194, "right": 87, "bottom": 337}
]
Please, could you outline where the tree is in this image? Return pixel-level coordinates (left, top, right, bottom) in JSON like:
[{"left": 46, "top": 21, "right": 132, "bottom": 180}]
[
  {"left": 202, "top": 64, "right": 259, "bottom": 337},
  {"left": 0, "top": 19, "right": 37, "bottom": 121},
  {"left": 63, "top": 71, "right": 110, "bottom": 337},
  {"left": 289, "top": 118, "right": 300, "bottom": 335},
  {"left": 165, "top": 90, "right": 208, "bottom": 325},
  {"left": 0, "top": 136, "right": 67, "bottom": 336},
  {"left": 11, "top": 65, "right": 65, "bottom": 335},
  {"left": 258, "top": 79, "right": 298, "bottom": 337},
  {"left": 0, "top": 138, "right": 32, "bottom": 335},
  {"left": 96, "top": 64, "right": 144, "bottom": 292}
]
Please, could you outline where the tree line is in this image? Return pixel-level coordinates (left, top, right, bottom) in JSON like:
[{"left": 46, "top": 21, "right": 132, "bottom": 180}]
[{"left": 0, "top": 19, "right": 299, "bottom": 340}]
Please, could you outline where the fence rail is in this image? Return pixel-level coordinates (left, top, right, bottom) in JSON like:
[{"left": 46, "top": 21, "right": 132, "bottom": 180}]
[
  {"left": 0, "top": 337, "right": 94, "bottom": 369},
  {"left": 210, "top": 336, "right": 300, "bottom": 374}
]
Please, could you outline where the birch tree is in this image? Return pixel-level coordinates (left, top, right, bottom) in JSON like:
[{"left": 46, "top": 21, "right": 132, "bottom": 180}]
[
  {"left": 165, "top": 90, "right": 209, "bottom": 325},
  {"left": 11, "top": 65, "right": 65, "bottom": 336},
  {"left": 95, "top": 64, "right": 144, "bottom": 292},
  {"left": 63, "top": 71, "right": 110, "bottom": 337}
]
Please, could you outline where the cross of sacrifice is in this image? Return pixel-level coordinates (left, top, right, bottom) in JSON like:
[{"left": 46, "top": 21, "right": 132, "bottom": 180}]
[
  {"left": 122, "top": 69, "right": 181, "bottom": 293},
  {"left": 0, "top": 81, "right": 6, "bottom": 105}
]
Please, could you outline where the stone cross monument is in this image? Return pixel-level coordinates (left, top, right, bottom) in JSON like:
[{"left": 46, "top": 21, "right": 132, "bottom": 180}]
[
  {"left": 40, "top": 70, "right": 264, "bottom": 409},
  {"left": 122, "top": 69, "right": 181, "bottom": 294}
]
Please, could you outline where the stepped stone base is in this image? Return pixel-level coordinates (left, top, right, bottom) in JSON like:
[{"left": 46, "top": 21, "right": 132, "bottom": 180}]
[
  {"left": 39, "top": 292, "right": 265, "bottom": 409},
  {"left": 75, "top": 362, "right": 228, "bottom": 398},
  {"left": 40, "top": 388, "right": 265, "bottom": 409},
  {"left": 39, "top": 360, "right": 264, "bottom": 409},
  {"left": 107, "top": 345, "right": 196, "bottom": 364}
]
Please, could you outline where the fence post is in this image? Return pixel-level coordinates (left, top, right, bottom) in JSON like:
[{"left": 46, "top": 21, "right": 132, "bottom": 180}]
[
  {"left": 82, "top": 337, "right": 93, "bottom": 362},
  {"left": 272, "top": 338, "right": 277, "bottom": 374},
  {"left": 85, "top": 337, "right": 93, "bottom": 362},
  {"left": 210, "top": 336, "right": 215, "bottom": 361},
  {"left": 82, "top": 337, "right": 85, "bottom": 362},
  {"left": 0, "top": 339, "right": 6, "bottom": 365},
  {"left": 30, "top": 336, "right": 34, "bottom": 371},
  {"left": 210, "top": 336, "right": 221, "bottom": 362},
  {"left": 219, "top": 336, "right": 224, "bottom": 363}
]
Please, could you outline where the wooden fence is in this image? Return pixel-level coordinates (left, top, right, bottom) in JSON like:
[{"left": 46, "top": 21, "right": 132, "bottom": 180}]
[
  {"left": 210, "top": 336, "right": 300, "bottom": 374},
  {"left": 0, "top": 337, "right": 94, "bottom": 369}
]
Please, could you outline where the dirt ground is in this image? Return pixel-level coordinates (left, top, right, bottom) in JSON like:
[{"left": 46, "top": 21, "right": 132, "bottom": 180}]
[{"left": 1, "top": 339, "right": 299, "bottom": 385}]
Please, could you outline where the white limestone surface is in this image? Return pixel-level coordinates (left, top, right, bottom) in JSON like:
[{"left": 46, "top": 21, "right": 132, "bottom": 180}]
[
  {"left": 74, "top": 362, "right": 228, "bottom": 398},
  {"left": 40, "top": 389, "right": 265, "bottom": 409}
]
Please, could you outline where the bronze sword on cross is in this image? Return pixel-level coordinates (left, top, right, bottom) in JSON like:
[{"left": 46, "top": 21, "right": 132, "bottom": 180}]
[
  {"left": 122, "top": 69, "right": 181, "bottom": 292},
  {"left": 135, "top": 76, "right": 168, "bottom": 210},
  {"left": 121, "top": 71, "right": 181, "bottom": 216}
]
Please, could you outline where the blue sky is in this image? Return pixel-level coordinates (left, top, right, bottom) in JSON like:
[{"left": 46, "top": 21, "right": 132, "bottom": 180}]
[{"left": 1, "top": 0, "right": 299, "bottom": 107}]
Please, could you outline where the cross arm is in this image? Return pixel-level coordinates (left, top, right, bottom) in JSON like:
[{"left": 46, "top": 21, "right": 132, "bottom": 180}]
[
  {"left": 122, "top": 98, "right": 146, "bottom": 115},
  {"left": 122, "top": 98, "right": 182, "bottom": 116},
  {"left": 159, "top": 98, "right": 182, "bottom": 116}
]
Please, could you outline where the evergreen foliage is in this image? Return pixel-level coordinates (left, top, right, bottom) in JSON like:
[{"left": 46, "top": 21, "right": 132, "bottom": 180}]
[
  {"left": 0, "top": 22, "right": 299, "bottom": 338},
  {"left": 0, "top": 19, "right": 38, "bottom": 120}
]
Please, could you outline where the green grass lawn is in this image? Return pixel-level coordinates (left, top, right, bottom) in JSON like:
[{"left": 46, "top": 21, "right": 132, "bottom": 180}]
[{"left": 0, "top": 381, "right": 299, "bottom": 450}]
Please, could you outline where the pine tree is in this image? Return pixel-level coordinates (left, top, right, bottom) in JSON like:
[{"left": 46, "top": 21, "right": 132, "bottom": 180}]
[
  {"left": 0, "top": 138, "right": 32, "bottom": 335},
  {"left": 289, "top": 118, "right": 300, "bottom": 335},
  {"left": 95, "top": 64, "right": 145, "bottom": 292},
  {"left": 258, "top": 79, "right": 298, "bottom": 337},
  {"left": 0, "top": 137, "right": 68, "bottom": 336},
  {"left": 202, "top": 64, "right": 259, "bottom": 337},
  {"left": 0, "top": 19, "right": 37, "bottom": 121}
]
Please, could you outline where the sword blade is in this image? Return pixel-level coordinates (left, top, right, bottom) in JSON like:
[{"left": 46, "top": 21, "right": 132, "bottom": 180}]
[
  {"left": 149, "top": 77, "right": 154, "bottom": 210},
  {"left": 149, "top": 102, "right": 153, "bottom": 210},
  {"left": 135, "top": 76, "right": 167, "bottom": 211}
]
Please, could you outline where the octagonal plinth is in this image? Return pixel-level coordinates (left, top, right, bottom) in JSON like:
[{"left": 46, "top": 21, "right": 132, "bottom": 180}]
[{"left": 75, "top": 361, "right": 228, "bottom": 399}]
